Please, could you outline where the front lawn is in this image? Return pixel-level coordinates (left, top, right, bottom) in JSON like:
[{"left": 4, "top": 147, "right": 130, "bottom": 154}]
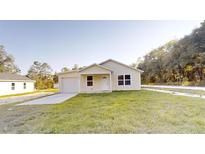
[
  {"left": 145, "top": 87, "right": 205, "bottom": 96},
  {"left": 0, "top": 90, "right": 205, "bottom": 133}
]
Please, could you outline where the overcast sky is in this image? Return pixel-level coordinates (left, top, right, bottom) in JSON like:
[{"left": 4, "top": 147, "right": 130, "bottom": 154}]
[{"left": 0, "top": 20, "right": 202, "bottom": 74}]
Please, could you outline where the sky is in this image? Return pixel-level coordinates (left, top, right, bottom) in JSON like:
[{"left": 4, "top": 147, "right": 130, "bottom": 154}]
[{"left": 0, "top": 20, "right": 202, "bottom": 74}]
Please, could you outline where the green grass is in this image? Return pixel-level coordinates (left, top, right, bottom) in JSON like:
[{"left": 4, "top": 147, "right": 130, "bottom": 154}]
[
  {"left": 0, "top": 88, "right": 59, "bottom": 99},
  {"left": 146, "top": 87, "right": 205, "bottom": 96},
  {"left": 0, "top": 90, "right": 205, "bottom": 133}
]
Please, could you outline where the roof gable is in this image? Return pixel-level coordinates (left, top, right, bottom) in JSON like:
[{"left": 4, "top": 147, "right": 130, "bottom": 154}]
[
  {"left": 79, "top": 63, "right": 112, "bottom": 74},
  {"left": 99, "top": 59, "right": 143, "bottom": 73}
]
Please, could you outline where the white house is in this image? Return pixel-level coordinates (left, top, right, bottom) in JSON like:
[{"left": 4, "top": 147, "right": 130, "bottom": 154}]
[
  {"left": 0, "top": 73, "right": 35, "bottom": 96},
  {"left": 58, "top": 59, "right": 143, "bottom": 93}
]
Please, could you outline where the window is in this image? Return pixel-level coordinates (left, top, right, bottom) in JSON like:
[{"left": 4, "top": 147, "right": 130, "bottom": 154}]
[
  {"left": 11, "top": 83, "right": 15, "bottom": 90},
  {"left": 118, "top": 75, "right": 131, "bottom": 86},
  {"left": 87, "top": 76, "right": 93, "bottom": 86},
  {"left": 125, "top": 75, "right": 131, "bottom": 85},
  {"left": 23, "top": 83, "right": 26, "bottom": 89},
  {"left": 118, "top": 75, "right": 124, "bottom": 85}
]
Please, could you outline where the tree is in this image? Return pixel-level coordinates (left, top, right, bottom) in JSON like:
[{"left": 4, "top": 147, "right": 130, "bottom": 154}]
[
  {"left": 72, "top": 64, "right": 79, "bottom": 70},
  {"left": 27, "top": 61, "right": 54, "bottom": 89},
  {"left": 130, "top": 57, "right": 142, "bottom": 69},
  {"left": 0, "top": 45, "right": 20, "bottom": 73},
  {"left": 137, "top": 21, "right": 205, "bottom": 86},
  {"left": 61, "top": 67, "right": 70, "bottom": 72},
  {"left": 53, "top": 72, "right": 58, "bottom": 84},
  {"left": 138, "top": 40, "right": 177, "bottom": 84}
]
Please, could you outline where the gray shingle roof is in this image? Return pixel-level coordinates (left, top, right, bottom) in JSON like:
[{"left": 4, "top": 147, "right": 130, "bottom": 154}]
[{"left": 0, "top": 72, "right": 34, "bottom": 81}]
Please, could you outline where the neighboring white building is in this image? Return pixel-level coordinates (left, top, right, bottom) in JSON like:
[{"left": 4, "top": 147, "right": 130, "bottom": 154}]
[
  {"left": 58, "top": 59, "right": 143, "bottom": 93},
  {"left": 0, "top": 73, "right": 35, "bottom": 96}
]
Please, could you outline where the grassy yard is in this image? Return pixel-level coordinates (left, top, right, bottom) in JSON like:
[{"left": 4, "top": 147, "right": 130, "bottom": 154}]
[
  {"left": 0, "top": 88, "right": 59, "bottom": 99},
  {"left": 0, "top": 90, "right": 205, "bottom": 133},
  {"left": 145, "top": 87, "right": 205, "bottom": 96}
]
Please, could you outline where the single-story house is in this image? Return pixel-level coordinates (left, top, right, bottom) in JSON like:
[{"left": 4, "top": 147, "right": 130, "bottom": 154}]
[
  {"left": 0, "top": 72, "right": 35, "bottom": 96},
  {"left": 58, "top": 59, "right": 143, "bottom": 93}
]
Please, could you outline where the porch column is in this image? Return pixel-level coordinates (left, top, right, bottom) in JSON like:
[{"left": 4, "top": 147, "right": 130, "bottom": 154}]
[{"left": 109, "top": 72, "right": 112, "bottom": 92}]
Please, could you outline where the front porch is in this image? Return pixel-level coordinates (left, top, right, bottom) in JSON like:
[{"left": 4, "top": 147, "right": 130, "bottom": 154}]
[
  {"left": 79, "top": 73, "right": 112, "bottom": 93},
  {"left": 78, "top": 63, "right": 113, "bottom": 93}
]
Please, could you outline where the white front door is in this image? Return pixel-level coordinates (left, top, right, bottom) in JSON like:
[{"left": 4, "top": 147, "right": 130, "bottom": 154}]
[{"left": 101, "top": 76, "right": 109, "bottom": 91}]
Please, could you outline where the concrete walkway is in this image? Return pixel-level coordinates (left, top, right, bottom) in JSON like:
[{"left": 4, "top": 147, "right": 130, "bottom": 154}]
[
  {"left": 143, "top": 88, "right": 205, "bottom": 99},
  {"left": 0, "top": 92, "right": 55, "bottom": 105},
  {"left": 17, "top": 93, "right": 77, "bottom": 105}
]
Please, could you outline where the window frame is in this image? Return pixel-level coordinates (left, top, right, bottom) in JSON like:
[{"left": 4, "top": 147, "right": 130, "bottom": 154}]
[
  {"left": 87, "top": 75, "right": 93, "bottom": 86},
  {"left": 118, "top": 75, "right": 124, "bottom": 86},
  {"left": 125, "top": 75, "right": 131, "bottom": 85},
  {"left": 118, "top": 75, "right": 131, "bottom": 86},
  {"left": 11, "top": 83, "right": 15, "bottom": 90}
]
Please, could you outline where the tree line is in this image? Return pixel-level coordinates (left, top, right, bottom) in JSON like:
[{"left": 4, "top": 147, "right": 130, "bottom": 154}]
[
  {"left": 136, "top": 21, "right": 205, "bottom": 86},
  {"left": 0, "top": 45, "right": 80, "bottom": 89}
]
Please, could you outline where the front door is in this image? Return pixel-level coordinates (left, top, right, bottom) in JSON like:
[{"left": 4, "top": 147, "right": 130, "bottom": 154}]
[{"left": 101, "top": 76, "right": 109, "bottom": 91}]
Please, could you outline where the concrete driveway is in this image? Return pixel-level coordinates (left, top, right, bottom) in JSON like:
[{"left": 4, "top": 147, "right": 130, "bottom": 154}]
[
  {"left": 18, "top": 93, "right": 77, "bottom": 105},
  {"left": 0, "top": 92, "right": 55, "bottom": 105}
]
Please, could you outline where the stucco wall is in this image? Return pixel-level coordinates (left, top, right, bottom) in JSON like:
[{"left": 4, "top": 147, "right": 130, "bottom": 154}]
[
  {"left": 0, "top": 81, "right": 35, "bottom": 96},
  {"left": 101, "top": 61, "right": 141, "bottom": 90}
]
